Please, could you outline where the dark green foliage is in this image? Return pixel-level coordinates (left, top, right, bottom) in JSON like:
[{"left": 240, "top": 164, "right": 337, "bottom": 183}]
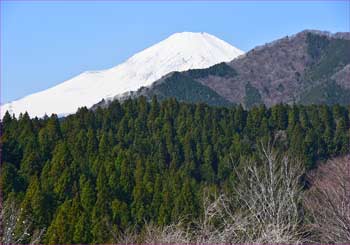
[
  {"left": 0, "top": 163, "right": 25, "bottom": 199},
  {"left": 306, "top": 32, "right": 330, "bottom": 60},
  {"left": 148, "top": 72, "right": 232, "bottom": 106},
  {"left": 244, "top": 82, "right": 263, "bottom": 109},
  {"left": 186, "top": 62, "right": 238, "bottom": 78},
  {"left": 307, "top": 35, "right": 350, "bottom": 81},
  {"left": 300, "top": 80, "right": 350, "bottom": 105},
  {"left": 1, "top": 98, "right": 349, "bottom": 243}
]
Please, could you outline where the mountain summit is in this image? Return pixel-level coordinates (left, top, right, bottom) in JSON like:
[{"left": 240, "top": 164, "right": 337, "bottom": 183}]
[{"left": 2, "top": 32, "right": 243, "bottom": 117}]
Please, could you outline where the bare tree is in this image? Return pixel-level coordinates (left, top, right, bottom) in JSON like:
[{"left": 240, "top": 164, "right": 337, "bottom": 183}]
[
  {"left": 111, "top": 143, "right": 308, "bottom": 244},
  {"left": 231, "top": 143, "right": 307, "bottom": 244},
  {"left": 0, "top": 198, "right": 45, "bottom": 244},
  {"left": 198, "top": 143, "right": 306, "bottom": 244},
  {"left": 142, "top": 222, "right": 191, "bottom": 244},
  {"left": 304, "top": 155, "right": 350, "bottom": 243},
  {"left": 110, "top": 226, "right": 138, "bottom": 245},
  {"left": 193, "top": 191, "right": 249, "bottom": 244},
  {"left": 193, "top": 143, "right": 307, "bottom": 244},
  {"left": 111, "top": 221, "right": 191, "bottom": 244}
]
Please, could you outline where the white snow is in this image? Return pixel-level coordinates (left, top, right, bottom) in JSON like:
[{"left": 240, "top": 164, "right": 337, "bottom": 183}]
[{"left": 1, "top": 32, "right": 243, "bottom": 118}]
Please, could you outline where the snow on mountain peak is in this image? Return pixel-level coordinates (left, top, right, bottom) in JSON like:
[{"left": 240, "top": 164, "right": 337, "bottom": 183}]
[{"left": 2, "top": 32, "right": 243, "bottom": 118}]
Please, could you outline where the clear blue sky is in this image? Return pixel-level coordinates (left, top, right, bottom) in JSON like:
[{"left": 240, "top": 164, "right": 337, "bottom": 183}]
[{"left": 1, "top": 1, "right": 349, "bottom": 103}]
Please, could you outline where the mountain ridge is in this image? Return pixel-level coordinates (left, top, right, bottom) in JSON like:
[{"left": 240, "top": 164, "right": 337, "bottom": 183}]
[
  {"left": 105, "top": 30, "right": 350, "bottom": 109},
  {"left": 2, "top": 32, "right": 243, "bottom": 117}
]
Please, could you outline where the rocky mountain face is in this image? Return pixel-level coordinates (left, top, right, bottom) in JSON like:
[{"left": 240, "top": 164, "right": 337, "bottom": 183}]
[{"left": 106, "top": 30, "right": 350, "bottom": 109}]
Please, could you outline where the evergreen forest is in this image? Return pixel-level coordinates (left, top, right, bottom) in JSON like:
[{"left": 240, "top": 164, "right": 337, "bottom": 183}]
[{"left": 1, "top": 97, "right": 350, "bottom": 243}]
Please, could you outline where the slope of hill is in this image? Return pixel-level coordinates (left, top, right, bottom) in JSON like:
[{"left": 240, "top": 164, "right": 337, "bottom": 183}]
[
  {"left": 111, "top": 30, "right": 350, "bottom": 108},
  {"left": 93, "top": 64, "right": 235, "bottom": 109},
  {"left": 1, "top": 32, "right": 243, "bottom": 117}
]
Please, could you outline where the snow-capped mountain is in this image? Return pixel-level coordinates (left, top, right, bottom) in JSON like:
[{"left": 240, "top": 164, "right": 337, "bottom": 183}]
[{"left": 1, "top": 32, "right": 243, "bottom": 117}]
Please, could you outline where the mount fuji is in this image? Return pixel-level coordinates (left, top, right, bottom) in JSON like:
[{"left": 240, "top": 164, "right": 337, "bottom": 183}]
[{"left": 1, "top": 32, "right": 243, "bottom": 117}]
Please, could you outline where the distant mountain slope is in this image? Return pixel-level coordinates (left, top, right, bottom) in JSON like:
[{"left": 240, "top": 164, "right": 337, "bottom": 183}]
[
  {"left": 214, "top": 30, "right": 350, "bottom": 107},
  {"left": 1, "top": 32, "right": 243, "bottom": 117},
  {"left": 109, "top": 30, "right": 350, "bottom": 109},
  {"left": 97, "top": 62, "right": 238, "bottom": 107},
  {"left": 93, "top": 70, "right": 233, "bottom": 109}
]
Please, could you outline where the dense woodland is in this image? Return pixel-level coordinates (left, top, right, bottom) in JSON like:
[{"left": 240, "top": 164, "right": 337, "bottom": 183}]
[{"left": 1, "top": 96, "right": 350, "bottom": 243}]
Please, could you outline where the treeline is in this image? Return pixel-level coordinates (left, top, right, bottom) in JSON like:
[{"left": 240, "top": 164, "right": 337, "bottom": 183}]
[{"left": 1, "top": 97, "right": 350, "bottom": 243}]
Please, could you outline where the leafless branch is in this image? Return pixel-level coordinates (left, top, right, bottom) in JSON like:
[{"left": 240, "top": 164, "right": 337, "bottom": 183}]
[
  {"left": 304, "top": 155, "right": 350, "bottom": 243},
  {"left": 0, "top": 198, "right": 45, "bottom": 244}
]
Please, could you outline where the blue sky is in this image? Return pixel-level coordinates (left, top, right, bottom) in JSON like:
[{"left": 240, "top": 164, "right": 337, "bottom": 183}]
[{"left": 1, "top": 1, "right": 349, "bottom": 103}]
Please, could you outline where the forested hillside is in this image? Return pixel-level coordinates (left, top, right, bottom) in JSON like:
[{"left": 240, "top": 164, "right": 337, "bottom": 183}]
[{"left": 1, "top": 97, "right": 350, "bottom": 243}]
